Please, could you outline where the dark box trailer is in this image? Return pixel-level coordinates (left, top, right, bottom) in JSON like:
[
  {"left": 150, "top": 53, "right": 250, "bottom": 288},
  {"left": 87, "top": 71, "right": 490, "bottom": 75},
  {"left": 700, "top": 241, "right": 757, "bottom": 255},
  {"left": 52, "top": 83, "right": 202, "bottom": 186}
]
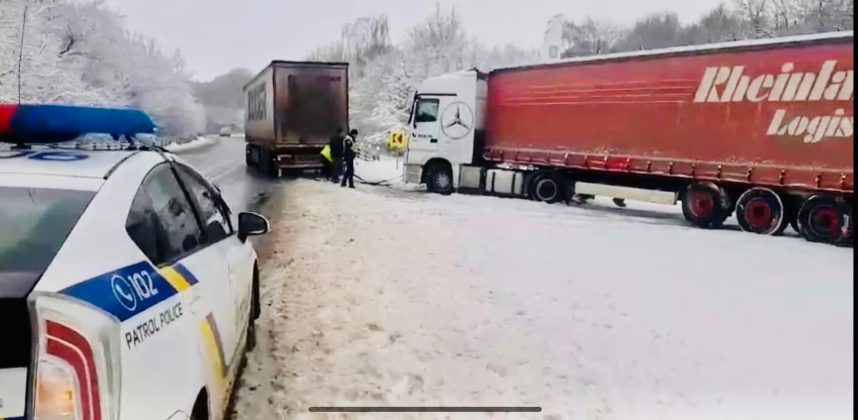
[{"left": 243, "top": 61, "right": 349, "bottom": 175}]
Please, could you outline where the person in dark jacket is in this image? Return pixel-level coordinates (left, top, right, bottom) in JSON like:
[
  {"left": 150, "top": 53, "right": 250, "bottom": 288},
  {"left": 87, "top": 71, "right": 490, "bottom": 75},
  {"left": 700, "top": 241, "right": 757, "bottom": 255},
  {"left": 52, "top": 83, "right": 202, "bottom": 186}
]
[
  {"left": 328, "top": 128, "right": 345, "bottom": 182},
  {"left": 341, "top": 129, "right": 358, "bottom": 188}
]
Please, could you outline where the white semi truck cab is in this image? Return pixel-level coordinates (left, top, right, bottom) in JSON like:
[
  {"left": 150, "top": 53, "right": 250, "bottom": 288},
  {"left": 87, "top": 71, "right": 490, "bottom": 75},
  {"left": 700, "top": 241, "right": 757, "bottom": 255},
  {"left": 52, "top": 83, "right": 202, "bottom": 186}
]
[{"left": 404, "top": 70, "right": 487, "bottom": 194}]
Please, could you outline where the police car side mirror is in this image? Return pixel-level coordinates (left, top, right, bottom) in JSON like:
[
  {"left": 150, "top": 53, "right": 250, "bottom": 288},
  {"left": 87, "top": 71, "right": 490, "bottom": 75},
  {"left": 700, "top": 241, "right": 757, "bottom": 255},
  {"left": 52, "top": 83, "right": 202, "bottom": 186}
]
[{"left": 238, "top": 212, "right": 269, "bottom": 242}]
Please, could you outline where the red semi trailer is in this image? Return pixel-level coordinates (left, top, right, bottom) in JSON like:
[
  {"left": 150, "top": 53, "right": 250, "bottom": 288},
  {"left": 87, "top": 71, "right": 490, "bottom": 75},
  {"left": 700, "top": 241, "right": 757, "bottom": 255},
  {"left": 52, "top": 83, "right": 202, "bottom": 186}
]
[{"left": 403, "top": 31, "right": 853, "bottom": 245}]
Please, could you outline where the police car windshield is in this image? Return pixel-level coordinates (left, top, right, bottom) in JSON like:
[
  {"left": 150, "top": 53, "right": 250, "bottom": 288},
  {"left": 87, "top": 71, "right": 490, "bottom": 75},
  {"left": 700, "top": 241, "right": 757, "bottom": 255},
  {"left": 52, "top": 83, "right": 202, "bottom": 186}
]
[{"left": 0, "top": 187, "right": 95, "bottom": 298}]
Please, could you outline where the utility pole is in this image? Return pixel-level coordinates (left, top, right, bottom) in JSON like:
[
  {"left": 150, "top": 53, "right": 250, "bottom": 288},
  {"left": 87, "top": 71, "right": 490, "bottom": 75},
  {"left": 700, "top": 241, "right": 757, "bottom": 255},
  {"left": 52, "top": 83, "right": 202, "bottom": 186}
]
[{"left": 17, "top": 1, "right": 30, "bottom": 104}]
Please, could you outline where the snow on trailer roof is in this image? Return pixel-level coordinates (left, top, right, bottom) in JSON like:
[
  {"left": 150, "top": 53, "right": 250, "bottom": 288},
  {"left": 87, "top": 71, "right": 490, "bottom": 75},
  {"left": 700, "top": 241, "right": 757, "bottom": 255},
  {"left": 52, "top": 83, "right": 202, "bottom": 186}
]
[{"left": 493, "top": 30, "right": 854, "bottom": 74}]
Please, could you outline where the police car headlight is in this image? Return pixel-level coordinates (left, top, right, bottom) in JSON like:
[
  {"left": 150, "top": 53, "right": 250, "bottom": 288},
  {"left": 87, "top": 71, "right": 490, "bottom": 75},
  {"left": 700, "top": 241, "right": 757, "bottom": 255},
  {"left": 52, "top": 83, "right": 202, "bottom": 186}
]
[{"left": 30, "top": 293, "right": 122, "bottom": 420}]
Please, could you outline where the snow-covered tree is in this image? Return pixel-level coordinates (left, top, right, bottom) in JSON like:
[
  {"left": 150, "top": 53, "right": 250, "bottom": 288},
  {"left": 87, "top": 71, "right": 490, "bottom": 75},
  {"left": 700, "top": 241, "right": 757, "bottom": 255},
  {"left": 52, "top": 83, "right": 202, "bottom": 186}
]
[
  {"left": 562, "top": 18, "right": 623, "bottom": 57},
  {"left": 0, "top": 0, "right": 102, "bottom": 103},
  {"left": 684, "top": 4, "right": 745, "bottom": 43},
  {"left": 798, "top": 0, "right": 854, "bottom": 31},
  {"left": 0, "top": 0, "right": 205, "bottom": 138},
  {"left": 735, "top": 0, "right": 774, "bottom": 37},
  {"left": 616, "top": 12, "right": 686, "bottom": 51},
  {"left": 310, "top": 6, "right": 535, "bottom": 145}
]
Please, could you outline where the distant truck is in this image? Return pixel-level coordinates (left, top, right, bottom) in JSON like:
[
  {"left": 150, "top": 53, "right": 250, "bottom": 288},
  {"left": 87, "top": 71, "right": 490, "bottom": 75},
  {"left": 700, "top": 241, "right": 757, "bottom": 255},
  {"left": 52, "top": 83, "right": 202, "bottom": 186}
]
[
  {"left": 243, "top": 61, "right": 349, "bottom": 175},
  {"left": 219, "top": 125, "right": 232, "bottom": 137},
  {"left": 403, "top": 31, "right": 854, "bottom": 245}
]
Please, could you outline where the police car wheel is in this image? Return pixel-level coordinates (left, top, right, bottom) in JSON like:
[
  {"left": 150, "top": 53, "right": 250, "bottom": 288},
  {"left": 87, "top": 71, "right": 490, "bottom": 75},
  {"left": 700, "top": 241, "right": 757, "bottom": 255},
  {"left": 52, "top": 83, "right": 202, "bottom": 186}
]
[
  {"left": 246, "top": 314, "right": 257, "bottom": 351},
  {"left": 190, "top": 392, "right": 208, "bottom": 420},
  {"left": 246, "top": 271, "right": 260, "bottom": 351}
]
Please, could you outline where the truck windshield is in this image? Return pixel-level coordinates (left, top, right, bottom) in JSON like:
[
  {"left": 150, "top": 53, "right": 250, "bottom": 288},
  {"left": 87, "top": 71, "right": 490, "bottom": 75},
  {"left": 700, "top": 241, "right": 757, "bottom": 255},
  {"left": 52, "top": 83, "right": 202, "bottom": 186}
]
[{"left": 0, "top": 187, "right": 95, "bottom": 298}]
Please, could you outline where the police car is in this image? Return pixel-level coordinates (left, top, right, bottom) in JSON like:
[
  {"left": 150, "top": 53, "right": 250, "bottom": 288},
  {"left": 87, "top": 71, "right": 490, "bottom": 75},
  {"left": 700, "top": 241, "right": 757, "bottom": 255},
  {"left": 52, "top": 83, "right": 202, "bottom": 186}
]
[{"left": 0, "top": 105, "right": 268, "bottom": 420}]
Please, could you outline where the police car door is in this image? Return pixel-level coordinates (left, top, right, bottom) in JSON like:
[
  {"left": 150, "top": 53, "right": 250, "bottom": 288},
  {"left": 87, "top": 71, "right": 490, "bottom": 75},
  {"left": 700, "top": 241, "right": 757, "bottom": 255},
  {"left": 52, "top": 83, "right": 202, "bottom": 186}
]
[
  {"left": 125, "top": 162, "right": 236, "bottom": 413},
  {"left": 173, "top": 163, "right": 254, "bottom": 358}
]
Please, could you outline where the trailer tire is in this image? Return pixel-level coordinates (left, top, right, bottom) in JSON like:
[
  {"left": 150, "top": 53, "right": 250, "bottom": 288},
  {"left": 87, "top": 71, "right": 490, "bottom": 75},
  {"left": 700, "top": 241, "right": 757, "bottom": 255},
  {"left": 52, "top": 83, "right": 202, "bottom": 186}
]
[
  {"left": 258, "top": 149, "right": 278, "bottom": 178},
  {"left": 245, "top": 145, "right": 255, "bottom": 168},
  {"left": 258, "top": 148, "right": 270, "bottom": 175},
  {"left": 735, "top": 187, "right": 787, "bottom": 235},
  {"left": 426, "top": 164, "right": 454, "bottom": 195},
  {"left": 681, "top": 183, "right": 727, "bottom": 229},
  {"left": 797, "top": 195, "right": 852, "bottom": 245}
]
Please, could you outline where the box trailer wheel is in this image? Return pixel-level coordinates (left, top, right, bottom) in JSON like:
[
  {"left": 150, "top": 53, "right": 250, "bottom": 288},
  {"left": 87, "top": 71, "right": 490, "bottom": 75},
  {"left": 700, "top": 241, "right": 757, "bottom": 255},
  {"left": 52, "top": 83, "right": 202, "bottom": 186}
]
[{"left": 245, "top": 144, "right": 257, "bottom": 168}]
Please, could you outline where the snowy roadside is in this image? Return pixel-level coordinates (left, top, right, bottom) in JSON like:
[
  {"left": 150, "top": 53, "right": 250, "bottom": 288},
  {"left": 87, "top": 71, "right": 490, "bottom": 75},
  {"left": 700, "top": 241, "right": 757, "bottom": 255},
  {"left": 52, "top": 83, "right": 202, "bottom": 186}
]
[
  {"left": 233, "top": 175, "right": 853, "bottom": 420},
  {"left": 163, "top": 136, "right": 217, "bottom": 153},
  {"left": 353, "top": 155, "right": 405, "bottom": 184}
]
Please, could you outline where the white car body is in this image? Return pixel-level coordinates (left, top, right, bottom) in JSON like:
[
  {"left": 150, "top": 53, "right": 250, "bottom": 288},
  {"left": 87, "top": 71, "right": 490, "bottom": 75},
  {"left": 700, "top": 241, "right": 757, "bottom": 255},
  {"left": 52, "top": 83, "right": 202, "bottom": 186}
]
[{"left": 0, "top": 147, "right": 263, "bottom": 420}]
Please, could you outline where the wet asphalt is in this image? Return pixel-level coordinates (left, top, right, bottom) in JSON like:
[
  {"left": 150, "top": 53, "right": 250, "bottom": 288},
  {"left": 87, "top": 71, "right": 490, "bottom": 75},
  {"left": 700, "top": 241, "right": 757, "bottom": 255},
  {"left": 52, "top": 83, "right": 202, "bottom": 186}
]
[{"left": 173, "top": 136, "right": 280, "bottom": 215}]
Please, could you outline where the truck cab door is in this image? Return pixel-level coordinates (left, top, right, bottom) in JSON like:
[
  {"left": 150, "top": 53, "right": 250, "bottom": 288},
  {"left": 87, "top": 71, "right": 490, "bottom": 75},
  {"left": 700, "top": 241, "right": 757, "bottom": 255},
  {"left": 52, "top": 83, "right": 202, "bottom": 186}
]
[{"left": 406, "top": 96, "right": 442, "bottom": 165}]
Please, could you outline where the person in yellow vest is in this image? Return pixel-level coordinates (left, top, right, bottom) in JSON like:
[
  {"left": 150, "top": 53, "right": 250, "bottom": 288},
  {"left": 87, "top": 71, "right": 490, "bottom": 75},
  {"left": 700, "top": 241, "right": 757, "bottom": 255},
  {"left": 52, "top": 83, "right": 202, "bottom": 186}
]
[
  {"left": 320, "top": 143, "right": 333, "bottom": 179},
  {"left": 320, "top": 128, "right": 345, "bottom": 182}
]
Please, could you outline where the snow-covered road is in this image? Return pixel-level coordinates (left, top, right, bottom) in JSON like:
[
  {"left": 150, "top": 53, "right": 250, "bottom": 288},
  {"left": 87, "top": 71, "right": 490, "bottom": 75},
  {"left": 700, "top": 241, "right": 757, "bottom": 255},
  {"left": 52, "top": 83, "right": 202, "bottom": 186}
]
[{"left": 233, "top": 159, "right": 853, "bottom": 420}]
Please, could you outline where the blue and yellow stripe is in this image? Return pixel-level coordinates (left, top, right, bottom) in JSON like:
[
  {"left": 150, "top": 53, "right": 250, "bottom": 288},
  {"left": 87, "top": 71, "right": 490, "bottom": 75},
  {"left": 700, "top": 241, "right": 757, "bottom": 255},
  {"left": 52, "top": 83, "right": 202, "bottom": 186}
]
[{"left": 62, "top": 262, "right": 198, "bottom": 322}]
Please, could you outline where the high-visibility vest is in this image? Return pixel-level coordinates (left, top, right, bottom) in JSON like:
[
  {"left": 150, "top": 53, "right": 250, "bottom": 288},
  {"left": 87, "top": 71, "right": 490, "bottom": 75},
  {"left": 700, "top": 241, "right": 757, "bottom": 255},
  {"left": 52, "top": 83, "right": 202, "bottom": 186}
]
[{"left": 320, "top": 144, "right": 332, "bottom": 163}]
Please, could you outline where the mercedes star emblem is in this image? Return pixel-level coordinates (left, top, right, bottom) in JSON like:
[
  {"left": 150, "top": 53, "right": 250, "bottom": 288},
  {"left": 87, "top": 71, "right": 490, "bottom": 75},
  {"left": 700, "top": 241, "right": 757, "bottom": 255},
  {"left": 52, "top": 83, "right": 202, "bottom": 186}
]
[{"left": 440, "top": 101, "right": 475, "bottom": 140}]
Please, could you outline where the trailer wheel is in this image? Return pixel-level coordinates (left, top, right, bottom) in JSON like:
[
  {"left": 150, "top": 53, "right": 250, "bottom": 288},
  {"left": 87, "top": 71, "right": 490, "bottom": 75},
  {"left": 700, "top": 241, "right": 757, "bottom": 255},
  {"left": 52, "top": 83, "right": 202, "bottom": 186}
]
[
  {"left": 681, "top": 183, "right": 727, "bottom": 229},
  {"left": 426, "top": 164, "right": 454, "bottom": 195},
  {"left": 798, "top": 195, "right": 852, "bottom": 245},
  {"left": 735, "top": 188, "right": 787, "bottom": 235},
  {"left": 245, "top": 145, "right": 255, "bottom": 167},
  {"left": 258, "top": 148, "right": 270, "bottom": 175}
]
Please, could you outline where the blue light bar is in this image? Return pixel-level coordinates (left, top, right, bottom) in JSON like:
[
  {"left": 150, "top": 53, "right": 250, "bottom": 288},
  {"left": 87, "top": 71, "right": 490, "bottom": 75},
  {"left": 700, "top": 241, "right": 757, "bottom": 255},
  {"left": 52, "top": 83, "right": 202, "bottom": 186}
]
[{"left": 0, "top": 104, "right": 156, "bottom": 144}]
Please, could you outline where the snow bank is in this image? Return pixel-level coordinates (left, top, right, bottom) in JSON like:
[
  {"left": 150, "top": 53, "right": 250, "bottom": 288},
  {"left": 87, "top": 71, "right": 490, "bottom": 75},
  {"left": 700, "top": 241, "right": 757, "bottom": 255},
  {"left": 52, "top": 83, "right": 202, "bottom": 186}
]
[{"left": 354, "top": 155, "right": 405, "bottom": 184}]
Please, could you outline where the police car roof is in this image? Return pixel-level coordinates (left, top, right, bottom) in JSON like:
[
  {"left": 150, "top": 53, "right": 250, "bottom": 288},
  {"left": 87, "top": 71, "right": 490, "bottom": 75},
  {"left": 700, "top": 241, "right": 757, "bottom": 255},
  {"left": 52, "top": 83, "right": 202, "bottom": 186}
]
[{"left": 0, "top": 148, "right": 147, "bottom": 179}]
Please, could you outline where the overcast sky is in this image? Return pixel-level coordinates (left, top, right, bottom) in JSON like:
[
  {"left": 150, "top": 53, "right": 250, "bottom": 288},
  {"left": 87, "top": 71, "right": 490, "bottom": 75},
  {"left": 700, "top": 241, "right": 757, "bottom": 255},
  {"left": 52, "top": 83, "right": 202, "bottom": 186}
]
[{"left": 104, "top": 0, "right": 725, "bottom": 81}]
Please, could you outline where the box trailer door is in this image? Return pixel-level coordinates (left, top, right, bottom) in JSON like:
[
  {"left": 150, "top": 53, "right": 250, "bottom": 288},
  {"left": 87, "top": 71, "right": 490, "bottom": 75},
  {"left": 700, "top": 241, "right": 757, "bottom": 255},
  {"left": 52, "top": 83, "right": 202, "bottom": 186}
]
[{"left": 273, "top": 65, "right": 348, "bottom": 145}]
